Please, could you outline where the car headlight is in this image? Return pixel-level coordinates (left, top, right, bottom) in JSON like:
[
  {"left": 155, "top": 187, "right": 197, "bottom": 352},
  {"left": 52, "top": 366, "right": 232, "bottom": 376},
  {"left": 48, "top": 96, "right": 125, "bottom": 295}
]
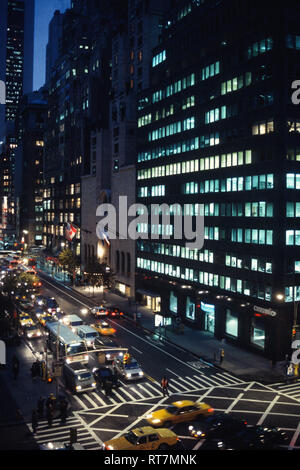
[
  {"left": 81, "top": 308, "right": 88, "bottom": 314},
  {"left": 84, "top": 355, "right": 89, "bottom": 361},
  {"left": 152, "top": 419, "right": 161, "bottom": 424},
  {"left": 76, "top": 385, "right": 82, "bottom": 391},
  {"left": 146, "top": 414, "right": 153, "bottom": 419},
  {"left": 57, "top": 307, "right": 60, "bottom": 312},
  {"left": 126, "top": 373, "right": 131, "bottom": 378},
  {"left": 66, "top": 358, "right": 71, "bottom": 364},
  {"left": 189, "top": 426, "right": 194, "bottom": 431},
  {"left": 92, "top": 382, "right": 96, "bottom": 387},
  {"left": 106, "top": 354, "right": 111, "bottom": 359},
  {"left": 48, "top": 308, "right": 51, "bottom": 312},
  {"left": 139, "top": 371, "right": 144, "bottom": 376},
  {"left": 27, "top": 333, "right": 32, "bottom": 338}
]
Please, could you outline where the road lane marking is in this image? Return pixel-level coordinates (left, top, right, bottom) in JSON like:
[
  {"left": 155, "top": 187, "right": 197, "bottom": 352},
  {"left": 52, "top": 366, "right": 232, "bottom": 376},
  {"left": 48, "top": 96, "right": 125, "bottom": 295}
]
[
  {"left": 256, "top": 395, "right": 280, "bottom": 425},
  {"left": 84, "top": 394, "right": 99, "bottom": 408},
  {"left": 145, "top": 374, "right": 156, "bottom": 383},
  {"left": 41, "top": 276, "right": 238, "bottom": 379},
  {"left": 73, "top": 395, "right": 88, "bottom": 409},
  {"left": 91, "top": 392, "right": 106, "bottom": 406},
  {"left": 288, "top": 422, "right": 300, "bottom": 450},
  {"left": 137, "top": 383, "right": 156, "bottom": 397},
  {"left": 131, "top": 346, "right": 142, "bottom": 354}
]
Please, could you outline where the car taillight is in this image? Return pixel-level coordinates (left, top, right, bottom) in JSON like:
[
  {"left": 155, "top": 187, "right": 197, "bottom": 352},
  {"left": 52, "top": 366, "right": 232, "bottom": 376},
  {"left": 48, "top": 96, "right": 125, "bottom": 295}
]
[
  {"left": 120, "top": 312, "right": 124, "bottom": 315},
  {"left": 207, "top": 408, "right": 214, "bottom": 413}
]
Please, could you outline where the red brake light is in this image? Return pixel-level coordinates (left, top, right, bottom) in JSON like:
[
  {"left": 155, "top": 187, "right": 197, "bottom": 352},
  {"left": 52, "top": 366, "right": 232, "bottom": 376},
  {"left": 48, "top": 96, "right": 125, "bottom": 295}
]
[
  {"left": 120, "top": 312, "right": 124, "bottom": 315},
  {"left": 207, "top": 408, "right": 214, "bottom": 413}
]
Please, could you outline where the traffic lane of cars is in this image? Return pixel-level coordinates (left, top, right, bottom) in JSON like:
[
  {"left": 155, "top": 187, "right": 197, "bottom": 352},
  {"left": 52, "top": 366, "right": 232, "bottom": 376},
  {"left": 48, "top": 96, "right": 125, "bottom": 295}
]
[{"left": 40, "top": 279, "right": 215, "bottom": 384}]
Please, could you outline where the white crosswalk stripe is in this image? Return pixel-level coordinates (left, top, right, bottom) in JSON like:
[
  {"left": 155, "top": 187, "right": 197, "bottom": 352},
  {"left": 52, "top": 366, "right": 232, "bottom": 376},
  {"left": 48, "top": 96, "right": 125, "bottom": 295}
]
[
  {"left": 68, "top": 371, "right": 247, "bottom": 410},
  {"left": 269, "top": 381, "right": 300, "bottom": 401},
  {"left": 27, "top": 414, "right": 101, "bottom": 450}
]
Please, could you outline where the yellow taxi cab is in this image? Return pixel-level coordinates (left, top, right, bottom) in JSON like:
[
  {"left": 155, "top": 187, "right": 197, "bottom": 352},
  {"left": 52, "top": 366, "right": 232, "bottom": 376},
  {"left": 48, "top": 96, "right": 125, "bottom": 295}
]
[
  {"left": 91, "top": 321, "right": 116, "bottom": 336},
  {"left": 38, "top": 312, "right": 54, "bottom": 327},
  {"left": 103, "top": 426, "right": 180, "bottom": 451},
  {"left": 146, "top": 400, "right": 214, "bottom": 427},
  {"left": 19, "top": 313, "right": 34, "bottom": 327}
]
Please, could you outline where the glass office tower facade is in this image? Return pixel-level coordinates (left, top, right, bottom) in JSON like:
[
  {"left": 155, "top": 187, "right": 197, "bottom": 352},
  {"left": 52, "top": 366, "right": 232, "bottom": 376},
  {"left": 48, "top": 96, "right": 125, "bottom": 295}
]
[{"left": 136, "top": 0, "right": 300, "bottom": 359}]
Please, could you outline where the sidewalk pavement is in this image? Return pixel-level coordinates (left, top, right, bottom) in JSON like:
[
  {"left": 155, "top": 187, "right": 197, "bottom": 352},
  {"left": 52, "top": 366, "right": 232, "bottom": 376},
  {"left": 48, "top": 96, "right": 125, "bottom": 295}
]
[
  {"left": 1, "top": 339, "right": 57, "bottom": 423},
  {"left": 68, "top": 284, "right": 290, "bottom": 384}
]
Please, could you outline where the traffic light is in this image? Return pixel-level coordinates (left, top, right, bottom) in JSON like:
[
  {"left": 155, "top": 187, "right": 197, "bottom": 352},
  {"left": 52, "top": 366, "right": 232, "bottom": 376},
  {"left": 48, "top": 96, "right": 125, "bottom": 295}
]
[
  {"left": 123, "top": 353, "right": 131, "bottom": 365},
  {"left": 47, "top": 374, "right": 54, "bottom": 383}
]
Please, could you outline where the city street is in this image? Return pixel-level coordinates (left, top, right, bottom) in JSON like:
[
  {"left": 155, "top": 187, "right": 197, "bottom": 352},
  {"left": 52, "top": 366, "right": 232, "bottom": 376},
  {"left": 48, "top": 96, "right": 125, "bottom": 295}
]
[{"left": 16, "top": 275, "right": 300, "bottom": 450}]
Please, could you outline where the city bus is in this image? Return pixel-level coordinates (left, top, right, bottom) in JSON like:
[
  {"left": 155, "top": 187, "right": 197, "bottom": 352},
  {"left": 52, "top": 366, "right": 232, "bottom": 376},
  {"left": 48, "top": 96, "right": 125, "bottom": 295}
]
[{"left": 46, "top": 322, "right": 89, "bottom": 364}]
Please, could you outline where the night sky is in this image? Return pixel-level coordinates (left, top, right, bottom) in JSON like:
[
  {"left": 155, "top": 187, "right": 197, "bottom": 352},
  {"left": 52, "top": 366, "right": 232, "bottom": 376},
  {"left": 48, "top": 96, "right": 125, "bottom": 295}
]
[{"left": 33, "top": 0, "right": 70, "bottom": 91}]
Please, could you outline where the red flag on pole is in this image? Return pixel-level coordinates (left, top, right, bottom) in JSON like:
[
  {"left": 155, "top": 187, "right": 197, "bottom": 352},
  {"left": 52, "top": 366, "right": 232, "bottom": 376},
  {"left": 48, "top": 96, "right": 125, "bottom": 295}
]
[{"left": 65, "top": 223, "right": 77, "bottom": 241}]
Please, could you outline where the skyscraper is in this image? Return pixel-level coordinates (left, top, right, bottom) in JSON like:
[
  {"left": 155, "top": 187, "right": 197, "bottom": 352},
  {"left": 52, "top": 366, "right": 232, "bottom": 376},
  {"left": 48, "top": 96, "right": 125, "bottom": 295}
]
[
  {"left": 0, "top": 0, "right": 35, "bottom": 138},
  {"left": 0, "top": 0, "right": 34, "bottom": 244},
  {"left": 136, "top": 0, "right": 300, "bottom": 360}
]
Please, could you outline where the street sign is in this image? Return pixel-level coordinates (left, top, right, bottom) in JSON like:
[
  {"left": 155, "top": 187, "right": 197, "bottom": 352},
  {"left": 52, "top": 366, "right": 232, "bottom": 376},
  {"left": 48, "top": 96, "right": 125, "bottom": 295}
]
[{"left": 254, "top": 306, "right": 277, "bottom": 317}]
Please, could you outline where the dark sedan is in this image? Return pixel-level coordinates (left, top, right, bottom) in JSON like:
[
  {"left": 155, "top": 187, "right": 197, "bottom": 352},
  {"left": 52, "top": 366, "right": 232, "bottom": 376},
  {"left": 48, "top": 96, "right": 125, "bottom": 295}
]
[
  {"left": 188, "top": 413, "right": 248, "bottom": 439},
  {"left": 225, "top": 426, "right": 288, "bottom": 450}
]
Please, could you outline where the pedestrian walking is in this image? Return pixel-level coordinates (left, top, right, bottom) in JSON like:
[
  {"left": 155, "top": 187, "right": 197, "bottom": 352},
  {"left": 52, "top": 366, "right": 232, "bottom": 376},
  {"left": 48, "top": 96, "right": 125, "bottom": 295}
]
[
  {"left": 12, "top": 354, "right": 19, "bottom": 380},
  {"left": 161, "top": 376, "right": 169, "bottom": 397},
  {"left": 32, "top": 410, "right": 38, "bottom": 434},
  {"left": 59, "top": 399, "right": 68, "bottom": 425},
  {"left": 46, "top": 403, "right": 54, "bottom": 427},
  {"left": 220, "top": 348, "right": 225, "bottom": 365},
  {"left": 103, "top": 380, "right": 113, "bottom": 397},
  {"left": 37, "top": 397, "right": 44, "bottom": 419}
]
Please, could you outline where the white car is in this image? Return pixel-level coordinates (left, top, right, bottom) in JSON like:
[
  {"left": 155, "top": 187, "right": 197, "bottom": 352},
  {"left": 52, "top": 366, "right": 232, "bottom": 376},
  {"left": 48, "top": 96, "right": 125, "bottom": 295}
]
[
  {"left": 113, "top": 357, "right": 144, "bottom": 381},
  {"left": 90, "top": 306, "right": 109, "bottom": 317}
]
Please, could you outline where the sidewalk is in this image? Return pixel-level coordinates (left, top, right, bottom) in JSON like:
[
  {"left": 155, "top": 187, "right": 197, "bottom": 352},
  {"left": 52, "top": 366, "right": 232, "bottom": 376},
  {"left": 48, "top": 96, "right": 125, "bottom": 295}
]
[
  {"left": 67, "top": 284, "right": 290, "bottom": 384},
  {"left": 1, "top": 340, "right": 57, "bottom": 423}
]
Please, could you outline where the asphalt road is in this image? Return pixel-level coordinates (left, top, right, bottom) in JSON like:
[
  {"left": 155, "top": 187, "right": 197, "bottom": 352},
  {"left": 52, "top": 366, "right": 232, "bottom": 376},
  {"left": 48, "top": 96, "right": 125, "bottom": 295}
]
[{"left": 21, "top": 274, "right": 300, "bottom": 450}]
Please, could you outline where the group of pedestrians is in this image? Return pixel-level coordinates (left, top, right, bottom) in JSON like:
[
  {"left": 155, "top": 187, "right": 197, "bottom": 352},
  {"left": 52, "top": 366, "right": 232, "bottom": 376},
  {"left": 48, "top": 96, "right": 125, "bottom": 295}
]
[{"left": 31, "top": 394, "right": 70, "bottom": 434}]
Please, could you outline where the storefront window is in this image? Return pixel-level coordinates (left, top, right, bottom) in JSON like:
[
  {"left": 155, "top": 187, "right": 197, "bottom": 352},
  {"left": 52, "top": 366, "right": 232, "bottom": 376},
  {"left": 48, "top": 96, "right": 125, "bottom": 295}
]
[
  {"left": 201, "top": 302, "right": 215, "bottom": 333},
  {"left": 251, "top": 317, "right": 265, "bottom": 349},
  {"left": 186, "top": 297, "right": 195, "bottom": 320},
  {"left": 170, "top": 291, "right": 178, "bottom": 314},
  {"left": 226, "top": 309, "right": 238, "bottom": 337}
]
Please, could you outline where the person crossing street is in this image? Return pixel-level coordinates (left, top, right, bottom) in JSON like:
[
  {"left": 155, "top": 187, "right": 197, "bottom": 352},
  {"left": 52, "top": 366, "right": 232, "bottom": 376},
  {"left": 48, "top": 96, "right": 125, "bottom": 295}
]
[{"left": 161, "top": 376, "right": 169, "bottom": 397}]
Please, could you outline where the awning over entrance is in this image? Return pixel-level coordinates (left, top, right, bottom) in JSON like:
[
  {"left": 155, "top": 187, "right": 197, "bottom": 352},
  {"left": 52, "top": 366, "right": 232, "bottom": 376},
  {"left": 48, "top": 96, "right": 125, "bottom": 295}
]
[{"left": 136, "top": 289, "right": 160, "bottom": 298}]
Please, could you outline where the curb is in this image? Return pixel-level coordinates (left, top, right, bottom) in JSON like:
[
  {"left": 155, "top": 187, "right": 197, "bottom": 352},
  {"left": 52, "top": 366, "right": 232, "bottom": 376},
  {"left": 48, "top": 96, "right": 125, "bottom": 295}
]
[{"left": 37, "top": 270, "right": 287, "bottom": 384}]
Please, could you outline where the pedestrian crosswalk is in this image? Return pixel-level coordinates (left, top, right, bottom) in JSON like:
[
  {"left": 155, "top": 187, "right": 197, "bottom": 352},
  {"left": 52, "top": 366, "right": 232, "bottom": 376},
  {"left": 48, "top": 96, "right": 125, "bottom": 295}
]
[
  {"left": 269, "top": 380, "right": 300, "bottom": 401},
  {"left": 69, "top": 371, "right": 245, "bottom": 411},
  {"left": 27, "top": 414, "right": 102, "bottom": 450}
]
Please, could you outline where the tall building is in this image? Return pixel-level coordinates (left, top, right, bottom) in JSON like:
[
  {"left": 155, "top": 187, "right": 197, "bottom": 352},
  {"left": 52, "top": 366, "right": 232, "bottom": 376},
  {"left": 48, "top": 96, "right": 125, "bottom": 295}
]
[
  {"left": 136, "top": 0, "right": 300, "bottom": 360},
  {"left": 45, "top": 10, "right": 64, "bottom": 85},
  {"left": 0, "top": 0, "right": 35, "bottom": 244},
  {"left": 109, "top": 0, "right": 171, "bottom": 299},
  {"left": 15, "top": 89, "right": 47, "bottom": 247},
  {"left": 0, "top": 0, "right": 34, "bottom": 136},
  {"left": 43, "top": 1, "right": 121, "bottom": 261}
]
